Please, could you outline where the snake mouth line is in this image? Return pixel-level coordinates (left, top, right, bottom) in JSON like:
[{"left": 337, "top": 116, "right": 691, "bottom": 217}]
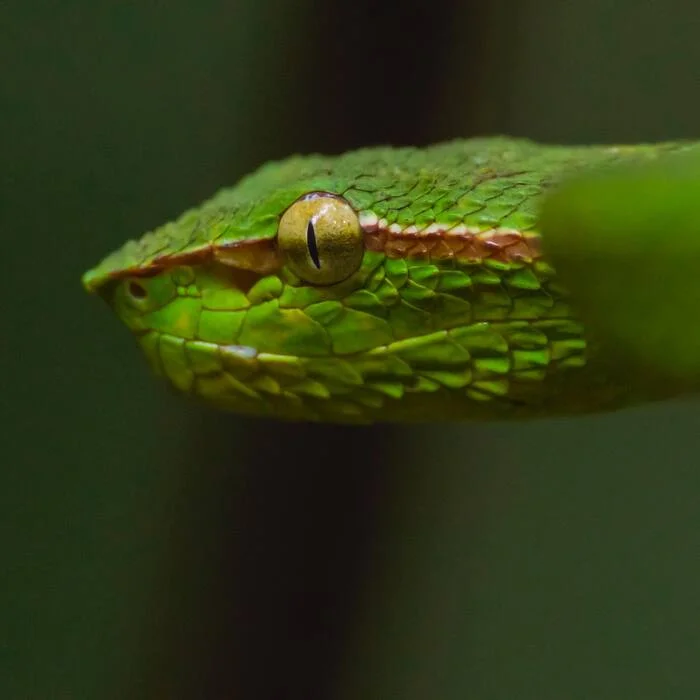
[
  {"left": 140, "top": 330, "right": 395, "bottom": 420},
  {"left": 137, "top": 308, "right": 587, "bottom": 414},
  {"left": 146, "top": 332, "right": 261, "bottom": 379},
  {"left": 140, "top": 330, "right": 314, "bottom": 410}
]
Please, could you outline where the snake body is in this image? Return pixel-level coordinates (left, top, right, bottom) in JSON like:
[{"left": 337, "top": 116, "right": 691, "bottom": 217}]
[{"left": 83, "top": 138, "right": 699, "bottom": 422}]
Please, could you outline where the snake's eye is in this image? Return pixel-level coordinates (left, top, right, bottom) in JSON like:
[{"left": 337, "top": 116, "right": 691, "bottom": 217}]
[{"left": 277, "top": 193, "right": 364, "bottom": 285}]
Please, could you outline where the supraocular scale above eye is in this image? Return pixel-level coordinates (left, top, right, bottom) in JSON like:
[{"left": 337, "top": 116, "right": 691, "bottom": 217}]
[{"left": 276, "top": 192, "right": 364, "bottom": 285}]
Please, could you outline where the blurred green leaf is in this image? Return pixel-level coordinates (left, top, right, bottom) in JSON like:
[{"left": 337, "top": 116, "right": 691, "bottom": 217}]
[{"left": 541, "top": 149, "right": 700, "bottom": 384}]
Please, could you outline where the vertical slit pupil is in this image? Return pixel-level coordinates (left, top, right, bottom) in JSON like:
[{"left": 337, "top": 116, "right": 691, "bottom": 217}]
[{"left": 306, "top": 220, "right": 321, "bottom": 269}]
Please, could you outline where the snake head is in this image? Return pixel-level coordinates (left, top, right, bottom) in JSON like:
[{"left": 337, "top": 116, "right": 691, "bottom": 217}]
[{"left": 83, "top": 140, "right": 600, "bottom": 422}]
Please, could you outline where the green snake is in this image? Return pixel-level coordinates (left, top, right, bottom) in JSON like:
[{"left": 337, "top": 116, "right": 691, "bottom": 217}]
[{"left": 82, "top": 138, "right": 700, "bottom": 423}]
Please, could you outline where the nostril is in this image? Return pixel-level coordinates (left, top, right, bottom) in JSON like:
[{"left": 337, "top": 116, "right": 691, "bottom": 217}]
[{"left": 128, "top": 281, "right": 147, "bottom": 299}]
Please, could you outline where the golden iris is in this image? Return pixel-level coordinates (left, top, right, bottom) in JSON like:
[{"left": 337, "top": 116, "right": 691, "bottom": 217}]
[{"left": 277, "top": 193, "right": 364, "bottom": 285}]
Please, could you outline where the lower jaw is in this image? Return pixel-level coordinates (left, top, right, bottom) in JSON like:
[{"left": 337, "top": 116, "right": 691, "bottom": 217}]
[{"left": 133, "top": 329, "right": 666, "bottom": 424}]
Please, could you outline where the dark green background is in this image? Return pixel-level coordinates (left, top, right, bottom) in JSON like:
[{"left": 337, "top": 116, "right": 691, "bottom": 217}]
[{"left": 4, "top": 1, "right": 700, "bottom": 697}]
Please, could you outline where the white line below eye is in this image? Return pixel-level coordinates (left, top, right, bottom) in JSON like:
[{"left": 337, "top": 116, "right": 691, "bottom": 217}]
[{"left": 221, "top": 345, "right": 258, "bottom": 360}]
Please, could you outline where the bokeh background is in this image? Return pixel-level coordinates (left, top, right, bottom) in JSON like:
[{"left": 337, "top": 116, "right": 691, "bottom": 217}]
[{"left": 5, "top": 1, "right": 700, "bottom": 697}]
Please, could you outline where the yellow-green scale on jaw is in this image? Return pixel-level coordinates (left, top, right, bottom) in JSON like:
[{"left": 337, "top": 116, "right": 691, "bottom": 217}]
[{"left": 83, "top": 137, "right": 698, "bottom": 423}]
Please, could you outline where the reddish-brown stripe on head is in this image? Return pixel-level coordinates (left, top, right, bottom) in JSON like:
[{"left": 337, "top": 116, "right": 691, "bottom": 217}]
[
  {"left": 96, "top": 238, "right": 282, "bottom": 286},
  {"left": 362, "top": 223, "right": 541, "bottom": 263},
  {"left": 97, "top": 223, "right": 542, "bottom": 287}
]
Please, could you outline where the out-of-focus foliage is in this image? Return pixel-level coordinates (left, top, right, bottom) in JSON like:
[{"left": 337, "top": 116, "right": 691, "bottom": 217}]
[{"left": 542, "top": 151, "right": 700, "bottom": 383}]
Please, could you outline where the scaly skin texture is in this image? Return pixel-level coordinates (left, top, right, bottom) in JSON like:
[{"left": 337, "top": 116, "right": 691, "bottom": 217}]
[{"left": 83, "top": 138, "right": 700, "bottom": 423}]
